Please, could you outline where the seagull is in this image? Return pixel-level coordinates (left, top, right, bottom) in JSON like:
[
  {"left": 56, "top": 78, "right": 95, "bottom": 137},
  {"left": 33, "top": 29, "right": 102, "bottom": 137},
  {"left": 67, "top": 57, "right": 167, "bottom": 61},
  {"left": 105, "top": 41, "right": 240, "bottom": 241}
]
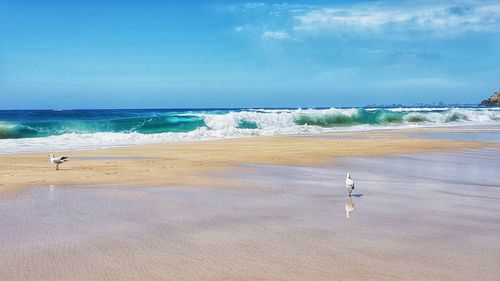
[
  {"left": 49, "top": 153, "right": 69, "bottom": 170},
  {"left": 345, "top": 173, "right": 354, "bottom": 196}
]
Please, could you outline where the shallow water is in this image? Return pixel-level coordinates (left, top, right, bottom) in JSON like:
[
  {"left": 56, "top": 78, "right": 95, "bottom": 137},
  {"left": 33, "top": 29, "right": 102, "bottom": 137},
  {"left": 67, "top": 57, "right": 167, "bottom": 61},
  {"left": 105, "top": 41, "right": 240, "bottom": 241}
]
[
  {"left": 417, "top": 127, "right": 500, "bottom": 142},
  {"left": 1, "top": 149, "right": 500, "bottom": 280}
]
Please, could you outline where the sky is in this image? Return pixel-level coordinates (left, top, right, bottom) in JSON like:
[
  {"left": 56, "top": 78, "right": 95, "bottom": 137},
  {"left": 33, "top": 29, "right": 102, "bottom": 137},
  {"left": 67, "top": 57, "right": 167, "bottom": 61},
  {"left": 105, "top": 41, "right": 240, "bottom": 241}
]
[{"left": 1, "top": 0, "right": 499, "bottom": 109}]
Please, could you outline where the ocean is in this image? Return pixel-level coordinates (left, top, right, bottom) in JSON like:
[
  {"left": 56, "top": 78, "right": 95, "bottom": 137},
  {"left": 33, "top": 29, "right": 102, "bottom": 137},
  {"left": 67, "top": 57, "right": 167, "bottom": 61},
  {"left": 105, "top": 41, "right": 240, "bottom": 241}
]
[{"left": 1, "top": 107, "right": 499, "bottom": 153}]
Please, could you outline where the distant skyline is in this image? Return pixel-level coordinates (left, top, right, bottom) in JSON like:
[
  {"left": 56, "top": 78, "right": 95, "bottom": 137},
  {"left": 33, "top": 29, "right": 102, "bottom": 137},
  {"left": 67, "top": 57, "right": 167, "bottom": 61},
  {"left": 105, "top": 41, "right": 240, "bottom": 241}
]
[{"left": 1, "top": 0, "right": 500, "bottom": 109}]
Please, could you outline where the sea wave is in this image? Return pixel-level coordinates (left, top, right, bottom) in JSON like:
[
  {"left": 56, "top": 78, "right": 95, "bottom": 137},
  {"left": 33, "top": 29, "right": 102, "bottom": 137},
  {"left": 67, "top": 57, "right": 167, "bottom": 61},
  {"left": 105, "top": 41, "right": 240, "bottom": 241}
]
[
  {"left": 1, "top": 107, "right": 499, "bottom": 153},
  {"left": 0, "top": 115, "right": 205, "bottom": 139}
]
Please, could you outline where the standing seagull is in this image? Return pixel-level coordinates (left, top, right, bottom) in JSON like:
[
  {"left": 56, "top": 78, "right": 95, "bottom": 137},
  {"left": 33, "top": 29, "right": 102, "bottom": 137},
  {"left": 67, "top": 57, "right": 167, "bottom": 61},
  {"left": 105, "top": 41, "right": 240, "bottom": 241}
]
[
  {"left": 345, "top": 173, "right": 355, "bottom": 196},
  {"left": 49, "top": 153, "right": 69, "bottom": 170}
]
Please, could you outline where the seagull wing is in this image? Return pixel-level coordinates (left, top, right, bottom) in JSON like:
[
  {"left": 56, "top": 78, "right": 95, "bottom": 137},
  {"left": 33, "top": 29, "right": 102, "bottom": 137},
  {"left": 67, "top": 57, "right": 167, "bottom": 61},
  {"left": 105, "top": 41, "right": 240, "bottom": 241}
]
[
  {"left": 51, "top": 156, "right": 68, "bottom": 163},
  {"left": 345, "top": 178, "right": 354, "bottom": 188}
]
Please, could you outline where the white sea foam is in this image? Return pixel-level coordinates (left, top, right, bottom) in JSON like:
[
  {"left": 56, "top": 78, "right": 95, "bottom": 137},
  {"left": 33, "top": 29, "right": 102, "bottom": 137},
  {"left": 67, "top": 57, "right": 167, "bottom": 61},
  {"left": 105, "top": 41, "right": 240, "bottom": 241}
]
[
  {"left": 0, "top": 121, "right": 17, "bottom": 129},
  {"left": 1, "top": 107, "right": 499, "bottom": 154},
  {"left": 200, "top": 108, "right": 354, "bottom": 129}
]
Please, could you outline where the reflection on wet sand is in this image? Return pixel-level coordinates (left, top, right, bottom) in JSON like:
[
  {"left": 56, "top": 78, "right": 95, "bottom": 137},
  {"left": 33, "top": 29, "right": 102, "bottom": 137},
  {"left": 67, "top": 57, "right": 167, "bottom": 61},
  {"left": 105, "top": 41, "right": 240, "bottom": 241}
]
[
  {"left": 1, "top": 147, "right": 500, "bottom": 281},
  {"left": 345, "top": 196, "right": 355, "bottom": 218}
]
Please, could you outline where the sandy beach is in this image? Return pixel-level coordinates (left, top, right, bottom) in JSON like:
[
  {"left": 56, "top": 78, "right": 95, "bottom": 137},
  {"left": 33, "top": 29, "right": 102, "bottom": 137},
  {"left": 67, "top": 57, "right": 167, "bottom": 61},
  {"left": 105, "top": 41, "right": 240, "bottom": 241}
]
[
  {"left": 1, "top": 129, "right": 500, "bottom": 280},
  {"left": 0, "top": 129, "right": 497, "bottom": 195}
]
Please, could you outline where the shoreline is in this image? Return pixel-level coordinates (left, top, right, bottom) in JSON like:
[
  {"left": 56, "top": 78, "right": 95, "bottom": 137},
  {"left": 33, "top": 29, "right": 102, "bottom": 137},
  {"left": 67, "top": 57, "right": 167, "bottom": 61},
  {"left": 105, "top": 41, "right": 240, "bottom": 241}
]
[
  {"left": 2, "top": 123, "right": 500, "bottom": 155},
  {"left": 1, "top": 129, "right": 498, "bottom": 196}
]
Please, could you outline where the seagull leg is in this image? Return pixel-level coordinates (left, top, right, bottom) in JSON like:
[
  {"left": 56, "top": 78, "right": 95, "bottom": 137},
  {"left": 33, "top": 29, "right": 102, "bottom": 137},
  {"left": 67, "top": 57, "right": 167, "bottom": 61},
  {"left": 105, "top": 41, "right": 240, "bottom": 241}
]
[{"left": 56, "top": 164, "right": 59, "bottom": 170}]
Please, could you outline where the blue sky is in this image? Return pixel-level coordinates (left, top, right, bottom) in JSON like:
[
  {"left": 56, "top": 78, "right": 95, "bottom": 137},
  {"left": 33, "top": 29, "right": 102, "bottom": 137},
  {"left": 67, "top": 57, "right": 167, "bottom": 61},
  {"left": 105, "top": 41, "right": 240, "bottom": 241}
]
[{"left": 1, "top": 0, "right": 499, "bottom": 109}]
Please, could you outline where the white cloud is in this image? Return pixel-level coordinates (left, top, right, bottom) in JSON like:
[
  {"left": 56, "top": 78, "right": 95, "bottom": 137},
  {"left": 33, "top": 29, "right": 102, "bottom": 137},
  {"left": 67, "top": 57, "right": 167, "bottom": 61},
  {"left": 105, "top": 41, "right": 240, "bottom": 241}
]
[
  {"left": 233, "top": 25, "right": 251, "bottom": 33},
  {"left": 226, "top": 1, "right": 500, "bottom": 39},
  {"left": 233, "top": 26, "right": 245, "bottom": 33},
  {"left": 262, "top": 31, "right": 292, "bottom": 40},
  {"left": 226, "top": 2, "right": 313, "bottom": 14},
  {"left": 294, "top": 2, "right": 500, "bottom": 35},
  {"left": 242, "top": 2, "right": 266, "bottom": 11}
]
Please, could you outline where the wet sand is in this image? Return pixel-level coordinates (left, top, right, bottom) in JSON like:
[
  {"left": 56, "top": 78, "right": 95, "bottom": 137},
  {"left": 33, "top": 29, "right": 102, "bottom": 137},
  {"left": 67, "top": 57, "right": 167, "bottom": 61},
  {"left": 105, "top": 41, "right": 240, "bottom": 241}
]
[
  {"left": 0, "top": 130, "right": 496, "bottom": 196},
  {"left": 1, "top": 147, "right": 499, "bottom": 280}
]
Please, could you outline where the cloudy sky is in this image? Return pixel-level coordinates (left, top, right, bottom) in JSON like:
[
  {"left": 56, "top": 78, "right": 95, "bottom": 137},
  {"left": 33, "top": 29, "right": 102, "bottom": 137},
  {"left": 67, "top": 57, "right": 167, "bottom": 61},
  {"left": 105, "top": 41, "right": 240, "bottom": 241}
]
[{"left": 1, "top": 0, "right": 499, "bottom": 109}]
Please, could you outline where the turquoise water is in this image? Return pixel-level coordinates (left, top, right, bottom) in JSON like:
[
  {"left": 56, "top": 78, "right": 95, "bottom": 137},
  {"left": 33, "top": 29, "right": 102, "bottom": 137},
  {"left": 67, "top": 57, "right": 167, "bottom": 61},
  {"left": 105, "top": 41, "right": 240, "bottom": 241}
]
[
  {"left": 0, "top": 109, "right": 205, "bottom": 139},
  {"left": 1, "top": 107, "right": 499, "bottom": 139},
  {"left": 0, "top": 107, "right": 499, "bottom": 153}
]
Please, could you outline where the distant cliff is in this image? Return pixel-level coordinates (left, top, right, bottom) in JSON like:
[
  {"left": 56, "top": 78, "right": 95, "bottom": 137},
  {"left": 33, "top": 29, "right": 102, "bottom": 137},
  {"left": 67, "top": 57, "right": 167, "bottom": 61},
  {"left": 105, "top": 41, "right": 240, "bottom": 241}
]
[{"left": 481, "top": 91, "right": 500, "bottom": 106}]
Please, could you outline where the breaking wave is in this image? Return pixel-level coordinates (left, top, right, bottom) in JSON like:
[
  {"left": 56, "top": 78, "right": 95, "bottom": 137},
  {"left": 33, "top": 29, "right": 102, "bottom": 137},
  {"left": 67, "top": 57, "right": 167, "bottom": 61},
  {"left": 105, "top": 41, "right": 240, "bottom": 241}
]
[{"left": 1, "top": 107, "right": 499, "bottom": 153}]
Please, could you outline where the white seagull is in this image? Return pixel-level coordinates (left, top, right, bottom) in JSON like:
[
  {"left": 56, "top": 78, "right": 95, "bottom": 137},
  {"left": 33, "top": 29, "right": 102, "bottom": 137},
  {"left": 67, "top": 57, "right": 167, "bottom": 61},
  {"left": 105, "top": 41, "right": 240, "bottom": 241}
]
[
  {"left": 345, "top": 173, "right": 354, "bottom": 196},
  {"left": 49, "top": 153, "right": 69, "bottom": 170}
]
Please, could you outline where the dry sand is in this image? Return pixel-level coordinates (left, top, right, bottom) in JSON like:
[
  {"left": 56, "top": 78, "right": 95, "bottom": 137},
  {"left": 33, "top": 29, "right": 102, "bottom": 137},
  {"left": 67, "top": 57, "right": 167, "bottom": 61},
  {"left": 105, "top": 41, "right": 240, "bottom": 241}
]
[{"left": 0, "top": 132, "right": 496, "bottom": 195}]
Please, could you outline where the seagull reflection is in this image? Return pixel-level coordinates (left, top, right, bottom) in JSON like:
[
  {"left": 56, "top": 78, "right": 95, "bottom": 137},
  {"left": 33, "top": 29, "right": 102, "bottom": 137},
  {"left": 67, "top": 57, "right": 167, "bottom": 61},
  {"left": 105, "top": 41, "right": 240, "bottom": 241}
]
[
  {"left": 48, "top": 185, "right": 55, "bottom": 201},
  {"left": 345, "top": 196, "right": 355, "bottom": 218}
]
